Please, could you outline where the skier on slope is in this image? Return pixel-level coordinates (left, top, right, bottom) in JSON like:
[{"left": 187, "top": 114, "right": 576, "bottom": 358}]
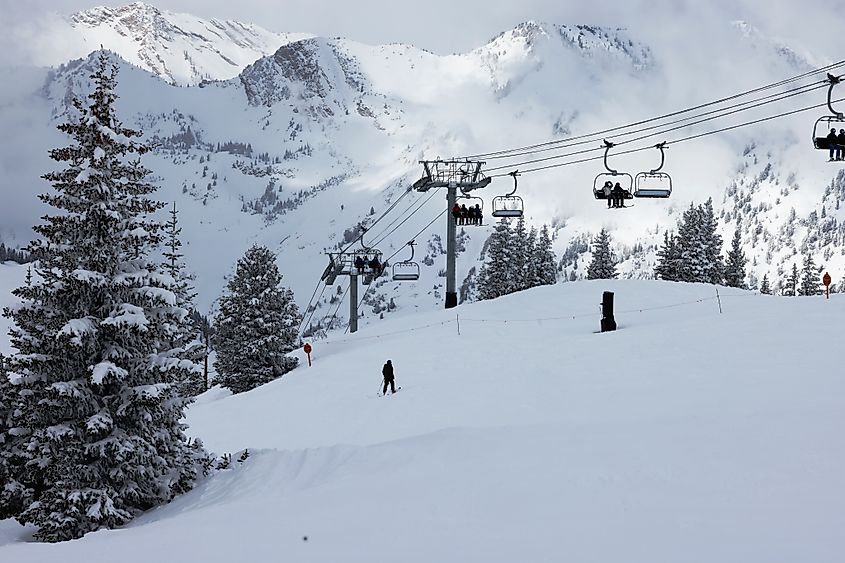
[{"left": 382, "top": 360, "right": 396, "bottom": 395}]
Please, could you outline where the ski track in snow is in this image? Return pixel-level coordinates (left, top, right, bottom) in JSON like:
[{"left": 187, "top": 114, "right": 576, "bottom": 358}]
[{"left": 1, "top": 275, "right": 843, "bottom": 562}]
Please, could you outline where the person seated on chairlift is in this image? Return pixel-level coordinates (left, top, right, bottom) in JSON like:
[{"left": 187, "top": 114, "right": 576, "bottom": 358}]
[
  {"left": 602, "top": 180, "right": 613, "bottom": 208},
  {"left": 837, "top": 129, "right": 845, "bottom": 161},
  {"left": 368, "top": 255, "right": 381, "bottom": 273},
  {"left": 611, "top": 182, "right": 626, "bottom": 208},
  {"left": 827, "top": 128, "right": 838, "bottom": 161},
  {"left": 452, "top": 203, "right": 461, "bottom": 224},
  {"left": 354, "top": 255, "right": 365, "bottom": 274},
  {"left": 460, "top": 204, "right": 469, "bottom": 226},
  {"left": 473, "top": 204, "right": 482, "bottom": 225}
]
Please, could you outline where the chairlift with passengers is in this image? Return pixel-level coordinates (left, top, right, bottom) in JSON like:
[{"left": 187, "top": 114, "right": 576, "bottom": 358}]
[
  {"left": 812, "top": 73, "right": 845, "bottom": 156},
  {"left": 593, "top": 140, "right": 633, "bottom": 207}
]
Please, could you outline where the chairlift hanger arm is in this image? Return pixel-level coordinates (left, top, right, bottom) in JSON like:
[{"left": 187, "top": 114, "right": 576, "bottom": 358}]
[
  {"left": 602, "top": 140, "right": 619, "bottom": 174},
  {"left": 649, "top": 142, "right": 668, "bottom": 174},
  {"left": 506, "top": 170, "right": 520, "bottom": 196},
  {"left": 827, "top": 74, "right": 844, "bottom": 118}
]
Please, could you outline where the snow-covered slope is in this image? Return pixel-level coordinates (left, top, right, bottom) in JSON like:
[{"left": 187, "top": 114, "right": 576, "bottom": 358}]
[
  {"left": 27, "top": 2, "right": 311, "bottom": 85},
  {"left": 2, "top": 9, "right": 844, "bottom": 333},
  {"left": 1, "top": 280, "right": 842, "bottom": 561}
]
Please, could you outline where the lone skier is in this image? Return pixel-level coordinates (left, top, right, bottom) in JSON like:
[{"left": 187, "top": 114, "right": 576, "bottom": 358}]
[{"left": 382, "top": 360, "right": 396, "bottom": 395}]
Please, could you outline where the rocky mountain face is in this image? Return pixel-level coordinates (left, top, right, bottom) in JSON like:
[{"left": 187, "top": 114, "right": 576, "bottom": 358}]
[
  {"left": 2, "top": 5, "right": 843, "bottom": 334},
  {"left": 50, "top": 2, "right": 312, "bottom": 85}
]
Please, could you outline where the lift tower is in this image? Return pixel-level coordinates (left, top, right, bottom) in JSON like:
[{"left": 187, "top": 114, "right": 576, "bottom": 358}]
[{"left": 412, "top": 160, "right": 491, "bottom": 309}]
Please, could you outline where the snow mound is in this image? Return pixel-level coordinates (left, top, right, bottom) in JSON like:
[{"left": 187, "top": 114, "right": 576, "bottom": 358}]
[{"left": 2, "top": 279, "right": 842, "bottom": 562}]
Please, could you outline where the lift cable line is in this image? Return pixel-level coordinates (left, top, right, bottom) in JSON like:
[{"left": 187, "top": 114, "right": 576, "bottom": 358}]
[
  {"left": 484, "top": 80, "right": 839, "bottom": 174},
  {"left": 461, "top": 59, "right": 845, "bottom": 160},
  {"left": 369, "top": 189, "right": 440, "bottom": 248},
  {"left": 479, "top": 80, "right": 830, "bottom": 162},
  {"left": 345, "top": 208, "right": 448, "bottom": 334},
  {"left": 486, "top": 95, "right": 845, "bottom": 178}
]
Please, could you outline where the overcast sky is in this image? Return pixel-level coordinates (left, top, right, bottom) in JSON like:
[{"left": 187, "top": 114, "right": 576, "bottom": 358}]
[{"left": 0, "top": 0, "right": 839, "bottom": 56}]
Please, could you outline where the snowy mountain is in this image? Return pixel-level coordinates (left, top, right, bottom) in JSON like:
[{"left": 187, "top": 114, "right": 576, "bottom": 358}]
[
  {"left": 1, "top": 276, "right": 843, "bottom": 560},
  {"left": 27, "top": 2, "right": 311, "bottom": 85},
  {"left": 1, "top": 5, "right": 844, "bottom": 333}
]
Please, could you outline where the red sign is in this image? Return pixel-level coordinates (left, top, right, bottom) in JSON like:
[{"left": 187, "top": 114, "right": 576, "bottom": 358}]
[
  {"left": 303, "top": 343, "right": 313, "bottom": 367},
  {"left": 823, "top": 272, "right": 831, "bottom": 287}
]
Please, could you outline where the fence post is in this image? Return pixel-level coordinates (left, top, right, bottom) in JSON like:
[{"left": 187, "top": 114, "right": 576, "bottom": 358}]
[
  {"left": 601, "top": 291, "right": 617, "bottom": 332},
  {"left": 715, "top": 286, "right": 723, "bottom": 314}
]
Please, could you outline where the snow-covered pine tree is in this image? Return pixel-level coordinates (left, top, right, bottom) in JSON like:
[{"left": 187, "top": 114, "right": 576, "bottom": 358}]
[
  {"left": 162, "top": 202, "right": 204, "bottom": 396},
  {"left": 675, "top": 204, "right": 707, "bottom": 283},
  {"left": 0, "top": 353, "right": 28, "bottom": 521},
  {"left": 510, "top": 217, "right": 530, "bottom": 291},
  {"left": 522, "top": 225, "right": 538, "bottom": 289},
  {"left": 760, "top": 274, "right": 771, "bottom": 295},
  {"left": 213, "top": 245, "right": 301, "bottom": 394},
  {"left": 477, "top": 219, "right": 515, "bottom": 300},
  {"left": 0, "top": 51, "right": 209, "bottom": 542},
  {"left": 787, "top": 263, "right": 800, "bottom": 296},
  {"left": 724, "top": 225, "right": 747, "bottom": 288},
  {"left": 654, "top": 230, "right": 680, "bottom": 281},
  {"left": 533, "top": 225, "right": 558, "bottom": 286},
  {"left": 700, "top": 198, "right": 725, "bottom": 284},
  {"left": 587, "top": 228, "right": 618, "bottom": 280},
  {"left": 799, "top": 254, "right": 819, "bottom": 296}
]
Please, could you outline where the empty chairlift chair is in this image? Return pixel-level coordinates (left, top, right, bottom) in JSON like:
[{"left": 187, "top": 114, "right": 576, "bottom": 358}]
[
  {"left": 633, "top": 142, "right": 672, "bottom": 199},
  {"left": 593, "top": 140, "right": 633, "bottom": 207},
  {"left": 812, "top": 74, "right": 845, "bottom": 155},
  {"left": 491, "top": 170, "right": 524, "bottom": 218},
  {"left": 392, "top": 241, "right": 420, "bottom": 282}
]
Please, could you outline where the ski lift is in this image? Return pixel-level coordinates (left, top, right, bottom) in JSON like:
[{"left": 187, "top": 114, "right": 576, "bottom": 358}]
[
  {"left": 321, "top": 253, "right": 343, "bottom": 285},
  {"left": 353, "top": 228, "right": 384, "bottom": 285},
  {"left": 457, "top": 193, "right": 485, "bottom": 226},
  {"left": 491, "top": 171, "right": 524, "bottom": 218},
  {"left": 633, "top": 142, "right": 672, "bottom": 198},
  {"left": 593, "top": 140, "right": 633, "bottom": 206},
  {"left": 392, "top": 240, "right": 420, "bottom": 281},
  {"left": 812, "top": 74, "right": 845, "bottom": 152}
]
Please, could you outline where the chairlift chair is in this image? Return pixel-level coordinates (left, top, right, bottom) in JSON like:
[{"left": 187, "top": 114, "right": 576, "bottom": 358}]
[
  {"left": 321, "top": 254, "right": 343, "bottom": 285},
  {"left": 633, "top": 142, "right": 672, "bottom": 199},
  {"left": 457, "top": 193, "right": 485, "bottom": 226},
  {"left": 812, "top": 74, "right": 845, "bottom": 151},
  {"left": 353, "top": 228, "right": 383, "bottom": 285},
  {"left": 392, "top": 241, "right": 420, "bottom": 281},
  {"left": 593, "top": 140, "right": 634, "bottom": 205},
  {"left": 491, "top": 171, "right": 524, "bottom": 218}
]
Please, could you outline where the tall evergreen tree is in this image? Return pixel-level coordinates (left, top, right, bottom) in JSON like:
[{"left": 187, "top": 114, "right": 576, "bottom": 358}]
[
  {"left": 162, "top": 202, "right": 204, "bottom": 396},
  {"left": 786, "top": 263, "right": 800, "bottom": 296},
  {"left": 654, "top": 230, "right": 680, "bottom": 281},
  {"left": 587, "top": 228, "right": 618, "bottom": 280},
  {"left": 700, "top": 198, "right": 724, "bottom": 284},
  {"left": 511, "top": 217, "right": 530, "bottom": 291},
  {"left": 675, "top": 204, "right": 708, "bottom": 283},
  {"left": 759, "top": 274, "right": 771, "bottom": 295},
  {"left": 533, "top": 225, "right": 558, "bottom": 286},
  {"left": 213, "top": 245, "right": 301, "bottom": 394},
  {"left": 477, "top": 220, "right": 516, "bottom": 300},
  {"left": 0, "top": 52, "right": 208, "bottom": 542},
  {"left": 724, "top": 226, "right": 747, "bottom": 288},
  {"left": 799, "top": 254, "right": 819, "bottom": 296}
]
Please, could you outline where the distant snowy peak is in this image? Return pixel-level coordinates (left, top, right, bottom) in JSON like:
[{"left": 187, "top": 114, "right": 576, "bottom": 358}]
[
  {"left": 67, "top": 2, "right": 312, "bottom": 85},
  {"left": 480, "top": 21, "right": 653, "bottom": 71},
  {"left": 239, "top": 38, "right": 366, "bottom": 112},
  {"left": 731, "top": 20, "right": 815, "bottom": 71}
]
